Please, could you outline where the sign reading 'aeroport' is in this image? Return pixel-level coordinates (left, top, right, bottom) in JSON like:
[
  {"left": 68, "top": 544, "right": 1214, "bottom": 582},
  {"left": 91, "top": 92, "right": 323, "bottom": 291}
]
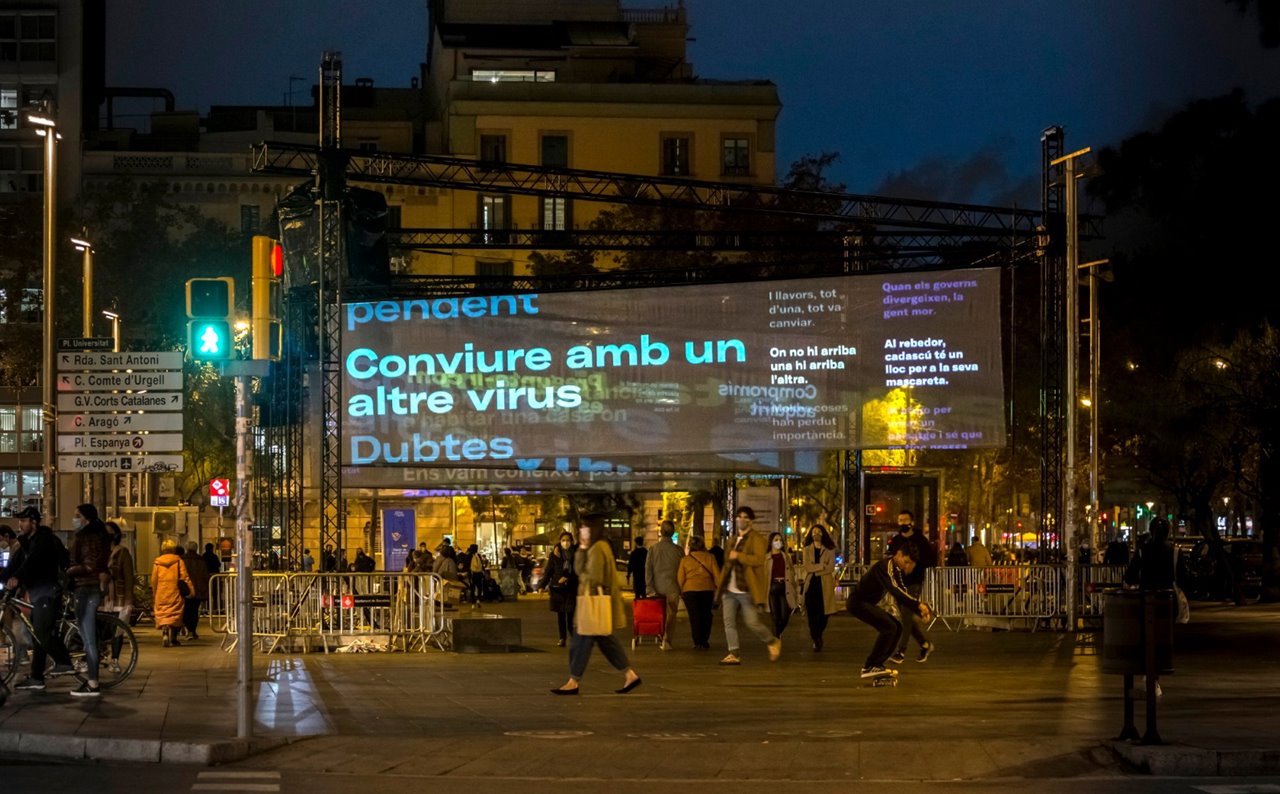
[{"left": 341, "top": 267, "right": 1006, "bottom": 468}]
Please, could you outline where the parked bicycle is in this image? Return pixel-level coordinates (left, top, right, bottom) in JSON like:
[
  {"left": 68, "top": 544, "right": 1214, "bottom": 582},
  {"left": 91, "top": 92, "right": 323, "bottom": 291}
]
[{"left": 0, "top": 589, "right": 138, "bottom": 691}]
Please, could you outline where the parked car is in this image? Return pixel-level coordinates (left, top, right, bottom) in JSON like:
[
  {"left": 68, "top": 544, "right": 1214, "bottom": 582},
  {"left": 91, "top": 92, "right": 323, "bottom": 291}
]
[{"left": 1177, "top": 537, "right": 1263, "bottom": 600}]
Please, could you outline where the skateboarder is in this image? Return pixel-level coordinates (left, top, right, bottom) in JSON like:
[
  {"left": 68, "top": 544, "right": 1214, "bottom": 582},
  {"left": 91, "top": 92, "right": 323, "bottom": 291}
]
[{"left": 847, "top": 543, "right": 932, "bottom": 680}]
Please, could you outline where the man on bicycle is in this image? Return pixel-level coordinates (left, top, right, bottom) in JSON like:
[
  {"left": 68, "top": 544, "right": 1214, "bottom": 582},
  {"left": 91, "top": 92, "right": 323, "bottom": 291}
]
[{"left": 4, "top": 507, "right": 74, "bottom": 691}]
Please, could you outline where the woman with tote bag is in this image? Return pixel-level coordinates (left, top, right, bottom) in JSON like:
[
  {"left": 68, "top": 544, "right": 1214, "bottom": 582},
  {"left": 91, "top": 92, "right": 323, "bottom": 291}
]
[{"left": 550, "top": 513, "right": 642, "bottom": 695}]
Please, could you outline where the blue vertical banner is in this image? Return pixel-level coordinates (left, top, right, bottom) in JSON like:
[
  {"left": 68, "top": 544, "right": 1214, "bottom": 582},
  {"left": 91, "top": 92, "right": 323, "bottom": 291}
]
[{"left": 382, "top": 509, "right": 416, "bottom": 573}]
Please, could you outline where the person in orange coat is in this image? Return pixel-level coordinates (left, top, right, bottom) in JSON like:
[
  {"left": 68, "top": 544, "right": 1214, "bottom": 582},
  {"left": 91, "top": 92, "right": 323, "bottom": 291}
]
[{"left": 150, "top": 539, "right": 193, "bottom": 647}]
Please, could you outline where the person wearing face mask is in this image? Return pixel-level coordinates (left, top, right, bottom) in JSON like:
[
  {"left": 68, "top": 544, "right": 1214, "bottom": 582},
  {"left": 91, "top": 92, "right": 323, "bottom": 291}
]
[
  {"left": 801, "top": 524, "right": 839, "bottom": 651},
  {"left": 765, "top": 532, "right": 798, "bottom": 640},
  {"left": 65, "top": 504, "right": 111, "bottom": 696},
  {"left": 551, "top": 514, "right": 641, "bottom": 695},
  {"left": 538, "top": 530, "right": 579, "bottom": 647},
  {"left": 714, "top": 507, "right": 782, "bottom": 665},
  {"left": 886, "top": 510, "right": 937, "bottom": 664}
]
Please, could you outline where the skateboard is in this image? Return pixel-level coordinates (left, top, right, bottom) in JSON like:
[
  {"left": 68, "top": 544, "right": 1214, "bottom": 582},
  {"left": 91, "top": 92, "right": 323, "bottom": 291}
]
[{"left": 862, "top": 670, "right": 899, "bottom": 688}]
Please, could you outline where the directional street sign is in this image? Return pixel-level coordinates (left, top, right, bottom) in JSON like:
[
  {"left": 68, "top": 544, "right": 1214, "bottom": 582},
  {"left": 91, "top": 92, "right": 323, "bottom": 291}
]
[
  {"left": 57, "top": 392, "right": 184, "bottom": 412},
  {"left": 57, "top": 412, "right": 185, "bottom": 433},
  {"left": 57, "top": 433, "right": 184, "bottom": 453},
  {"left": 56, "top": 351, "right": 184, "bottom": 371},
  {"left": 59, "top": 337, "right": 115, "bottom": 352},
  {"left": 57, "top": 454, "right": 185, "bottom": 473},
  {"left": 57, "top": 370, "right": 184, "bottom": 392}
]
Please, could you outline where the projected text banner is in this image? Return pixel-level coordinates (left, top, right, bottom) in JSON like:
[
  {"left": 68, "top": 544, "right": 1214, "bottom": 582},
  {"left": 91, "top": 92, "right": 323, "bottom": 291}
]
[{"left": 341, "top": 267, "right": 1005, "bottom": 467}]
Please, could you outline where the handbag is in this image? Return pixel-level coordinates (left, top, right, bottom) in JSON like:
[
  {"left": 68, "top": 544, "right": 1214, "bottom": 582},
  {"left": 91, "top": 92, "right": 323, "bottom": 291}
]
[
  {"left": 574, "top": 587, "right": 613, "bottom": 636},
  {"left": 1174, "top": 585, "right": 1191, "bottom": 624}
]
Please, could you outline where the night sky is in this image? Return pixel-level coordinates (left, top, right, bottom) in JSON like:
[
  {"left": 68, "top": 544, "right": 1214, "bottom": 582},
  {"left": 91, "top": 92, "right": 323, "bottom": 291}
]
[{"left": 106, "top": 1, "right": 1279, "bottom": 206}]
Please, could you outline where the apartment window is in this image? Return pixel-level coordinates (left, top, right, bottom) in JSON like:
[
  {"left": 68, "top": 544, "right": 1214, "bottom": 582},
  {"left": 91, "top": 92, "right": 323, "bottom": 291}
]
[
  {"left": 540, "top": 197, "right": 569, "bottom": 232},
  {"left": 722, "top": 137, "right": 750, "bottom": 177},
  {"left": 240, "top": 204, "right": 261, "bottom": 235},
  {"left": 357, "top": 139, "right": 378, "bottom": 153},
  {"left": 0, "top": 88, "right": 16, "bottom": 130},
  {"left": 471, "top": 69, "right": 555, "bottom": 83},
  {"left": 662, "top": 135, "right": 691, "bottom": 176},
  {"left": 0, "top": 406, "right": 41, "bottom": 453},
  {"left": 540, "top": 135, "right": 570, "bottom": 232},
  {"left": 0, "top": 469, "right": 44, "bottom": 515},
  {"left": 478, "top": 194, "right": 510, "bottom": 244},
  {"left": 480, "top": 134, "right": 507, "bottom": 165},
  {"left": 0, "top": 13, "right": 56, "bottom": 63},
  {"left": 475, "top": 259, "right": 514, "bottom": 277}
]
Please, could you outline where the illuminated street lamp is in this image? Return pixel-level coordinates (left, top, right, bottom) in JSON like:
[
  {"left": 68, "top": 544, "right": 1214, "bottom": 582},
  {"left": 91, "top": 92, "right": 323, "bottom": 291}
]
[
  {"left": 27, "top": 101, "right": 58, "bottom": 524},
  {"left": 71, "top": 234, "right": 94, "bottom": 337},
  {"left": 102, "top": 309, "right": 121, "bottom": 352}
]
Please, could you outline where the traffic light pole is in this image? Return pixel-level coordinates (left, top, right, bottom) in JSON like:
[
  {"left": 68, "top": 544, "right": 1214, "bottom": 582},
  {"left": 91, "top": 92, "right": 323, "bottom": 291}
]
[{"left": 234, "top": 372, "right": 253, "bottom": 738}]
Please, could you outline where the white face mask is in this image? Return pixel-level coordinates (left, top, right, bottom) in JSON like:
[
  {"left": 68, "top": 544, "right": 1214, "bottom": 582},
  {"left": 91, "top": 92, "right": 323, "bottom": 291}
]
[
  {"left": 579, "top": 526, "right": 591, "bottom": 545},
  {"left": 734, "top": 517, "right": 749, "bottom": 532},
  {"left": 72, "top": 517, "right": 84, "bottom": 530},
  {"left": 772, "top": 539, "right": 782, "bottom": 551}
]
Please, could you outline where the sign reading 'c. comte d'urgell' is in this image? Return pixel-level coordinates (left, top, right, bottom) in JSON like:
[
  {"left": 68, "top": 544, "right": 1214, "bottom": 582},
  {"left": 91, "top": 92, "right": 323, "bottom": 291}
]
[{"left": 340, "top": 267, "right": 1008, "bottom": 469}]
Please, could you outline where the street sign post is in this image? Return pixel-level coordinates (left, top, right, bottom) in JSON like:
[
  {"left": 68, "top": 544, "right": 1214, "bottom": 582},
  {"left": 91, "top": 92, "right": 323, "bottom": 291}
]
[
  {"left": 58, "top": 337, "right": 114, "bottom": 352},
  {"left": 56, "top": 351, "right": 184, "bottom": 370},
  {"left": 57, "top": 433, "right": 184, "bottom": 453},
  {"left": 210, "top": 478, "right": 230, "bottom": 507},
  {"left": 57, "top": 454, "right": 185, "bottom": 473},
  {"left": 57, "top": 412, "right": 185, "bottom": 433}
]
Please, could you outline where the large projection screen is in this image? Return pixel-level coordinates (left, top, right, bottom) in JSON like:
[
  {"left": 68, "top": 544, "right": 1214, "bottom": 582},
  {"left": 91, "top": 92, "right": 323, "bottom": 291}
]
[{"left": 341, "top": 267, "right": 1006, "bottom": 469}]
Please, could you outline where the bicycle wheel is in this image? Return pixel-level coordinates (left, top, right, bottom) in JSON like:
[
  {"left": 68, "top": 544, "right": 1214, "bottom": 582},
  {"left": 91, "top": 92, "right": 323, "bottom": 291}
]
[
  {"left": 0, "top": 623, "right": 17, "bottom": 684},
  {"left": 64, "top": 612, "right": 138, "bottom": 690}
]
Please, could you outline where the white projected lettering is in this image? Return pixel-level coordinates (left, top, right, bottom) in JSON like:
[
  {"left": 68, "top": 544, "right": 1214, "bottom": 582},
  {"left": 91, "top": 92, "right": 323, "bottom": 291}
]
[{"left": 341, "top": 268, "right": 1007, "bottom": 467}]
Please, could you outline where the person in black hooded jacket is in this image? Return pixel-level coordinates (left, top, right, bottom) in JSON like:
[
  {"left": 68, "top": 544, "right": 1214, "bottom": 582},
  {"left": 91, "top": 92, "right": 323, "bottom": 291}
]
[{"left": 5, "top": 507, "right": 73, "bottom": 692}]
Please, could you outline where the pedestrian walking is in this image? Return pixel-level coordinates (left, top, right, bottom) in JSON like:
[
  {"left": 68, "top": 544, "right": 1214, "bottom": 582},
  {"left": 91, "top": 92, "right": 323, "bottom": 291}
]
[
  {"left": 765, "top": 531, "right": 797, "bottom": 639},
  {"left": 150, "top": 539, "right": 193, "bottom": 647},
  {"left": 182, "top": 541, "right": 210, "bottom": 640},
  {"left": 104, "top": 521, "right": 134, "bottom": 673},
  {"left": 537, "top": 530, "right": 578, "bottom": 646},
  {"left": 645, "top": 521, "right": 684, "bottom": 648},
  {"left": 847, "top": 543, "right": 933, "bottom": 680},
  {"left": 551, "top": 514, "right": 641, "bottom": 695},
  {"left": 715, "top": 506, "right": 782, "bottom": 665},
  {"left": 945, "top": 540, "right": 968, "bottom": 567},
  {"left": 353, "top": 548, "right": 376, "bottom": 572},
  {"left": 800, "top": 524, "right": 838, "bottom": 651},
  {"left": 677, "top": 535, "right": 721, "bottom": 650},
  {"left": 966, "top": 535, "right": 992, "bottom": 567},
  {"left": 887, "top": 510, "right": 937, "bottom": 664},
  {"left": 66, "top": 504, "right": 111, "bottom": 697},
  {"left": 1123, "top": 517, "right": 1178, "bottom": 697},
  {"left": 626, "top": 536, "right": 648, "bottom": 598},
  {"left": 300, "top": 548, "right": 315, "bottom": 572}
]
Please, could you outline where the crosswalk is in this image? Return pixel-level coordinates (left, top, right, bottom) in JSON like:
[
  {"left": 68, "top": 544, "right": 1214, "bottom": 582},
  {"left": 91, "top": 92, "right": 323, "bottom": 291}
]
[{"left": 191, "top": 770, "right": 281, "bottom": 792}]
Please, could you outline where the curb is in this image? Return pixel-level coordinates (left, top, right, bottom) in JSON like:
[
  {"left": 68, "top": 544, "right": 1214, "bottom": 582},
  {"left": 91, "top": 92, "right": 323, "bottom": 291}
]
[
  {"left": 0, "top": 730, "right": 298, "bottom": 765},
  {"left": 1110, "top": 742, "right": 1280, "bottom": 776}
]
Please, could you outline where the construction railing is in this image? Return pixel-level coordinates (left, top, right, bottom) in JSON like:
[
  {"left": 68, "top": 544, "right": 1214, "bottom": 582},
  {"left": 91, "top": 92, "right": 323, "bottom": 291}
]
[
  {"left": 924, "top": 564, "right": 1065, "bottom": 631},
  {"left": 208, "top": 572, "right": 447, "bottom": 653}
]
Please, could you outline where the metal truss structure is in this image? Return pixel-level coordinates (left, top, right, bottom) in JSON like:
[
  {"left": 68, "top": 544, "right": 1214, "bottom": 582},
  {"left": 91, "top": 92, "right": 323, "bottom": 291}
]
[{"left": 248, "top": 78, "right": 1084, "bottom": 564}]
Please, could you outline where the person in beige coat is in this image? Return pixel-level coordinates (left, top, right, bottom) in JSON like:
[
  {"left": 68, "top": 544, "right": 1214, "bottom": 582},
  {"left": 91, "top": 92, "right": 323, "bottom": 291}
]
[
  {"left": 715, "top": 506, "right": 781, "bottom": 665},
  {"left": 551, "top": 513, "right": 641, "bottom": 695},
  {"left": 801, "top": 524, "right": 840, "bottom": 651},
  {"left": 150, "top": 539, "right": 194, "bottom": 647}
]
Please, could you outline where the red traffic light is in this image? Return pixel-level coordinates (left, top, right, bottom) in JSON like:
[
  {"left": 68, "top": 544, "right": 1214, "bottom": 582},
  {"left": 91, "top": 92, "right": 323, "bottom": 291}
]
[{"left": 271, "top": 242, "right": 283, "bottom": 278}]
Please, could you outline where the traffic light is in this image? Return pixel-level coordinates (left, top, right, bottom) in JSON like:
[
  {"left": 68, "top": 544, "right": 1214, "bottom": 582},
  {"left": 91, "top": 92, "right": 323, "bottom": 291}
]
[
  {"left": 185, "top": 277, "right": 235, "bottom": 360},
  {"left": 251, "top": 235, "right": 283, "bottom": 361}
]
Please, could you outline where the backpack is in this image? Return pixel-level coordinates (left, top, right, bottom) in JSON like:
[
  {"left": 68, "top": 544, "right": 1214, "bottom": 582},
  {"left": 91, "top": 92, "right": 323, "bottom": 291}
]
[{"left": 470, "top": 555, "right": 484, "bottom": 574}]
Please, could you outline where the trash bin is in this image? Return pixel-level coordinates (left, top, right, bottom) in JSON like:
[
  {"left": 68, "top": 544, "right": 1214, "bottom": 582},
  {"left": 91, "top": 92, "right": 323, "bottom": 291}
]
[{"left": 1100, "top": 589, "right": 1174, "bottom": 675}]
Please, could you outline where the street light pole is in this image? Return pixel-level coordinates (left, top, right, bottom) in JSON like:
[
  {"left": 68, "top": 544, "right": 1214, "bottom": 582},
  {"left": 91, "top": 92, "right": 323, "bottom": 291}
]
[
  {"left": 102, "top": 310, "right": 120, "bottom": 352},
  {"left": 1081, "top": 258, "right": 1110, "bottom": 558},
  {"left": 28, "top": 102, "right": 58, "bottom": 526},
  {"left": 72, "top": 234, "right": 93, "bottom": 337},
  {"left": 1051, "top": 145, "right": 1091, "bottom": 627}
]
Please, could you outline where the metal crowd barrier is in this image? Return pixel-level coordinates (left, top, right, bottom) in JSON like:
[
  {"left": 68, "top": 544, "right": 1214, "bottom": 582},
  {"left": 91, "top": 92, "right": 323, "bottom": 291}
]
[
  {"left": 1078, "top": 565, "right": 1128, "bottom": 619},
  {"left": 209, "top": 572, "right": 447, "bottom": 654},
  {"left": 925, "top": 565, "right": 1064, "bottom": 632}
]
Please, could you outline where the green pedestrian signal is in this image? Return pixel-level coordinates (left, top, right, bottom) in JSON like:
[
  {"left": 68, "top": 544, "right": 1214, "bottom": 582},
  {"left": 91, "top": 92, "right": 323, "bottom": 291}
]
[
  {"left": 185, "top": 277, "right": 236, "bottom": 361},
  {"left": 190, "top": 320, "right": 232, "bottom": 359},
  {"left": 1135, "top": 503, "right": 1151, "bottom": 521}
]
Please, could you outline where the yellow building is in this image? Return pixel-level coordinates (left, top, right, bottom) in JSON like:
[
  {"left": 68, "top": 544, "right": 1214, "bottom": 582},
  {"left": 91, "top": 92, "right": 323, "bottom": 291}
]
[{"left": 416, "top": 0, "right": 781, "bottom": 276}]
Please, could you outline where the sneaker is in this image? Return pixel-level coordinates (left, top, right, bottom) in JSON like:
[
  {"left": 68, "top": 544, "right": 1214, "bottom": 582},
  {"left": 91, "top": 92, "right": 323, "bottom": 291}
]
[
  {"left": 916, "top": 643, "right": 934, "bottom": 663},
  {"left": 719, "top": 652, "right": 742, "bottom": 665},
  {"left": 888, "top": 651, "right": 906, "bottom": 664},
  {"left": 108, "top": 659, "right": 123, "bottom": 674},
  {"left": 661, "top": 640, "right": 673, "bottom": 651},
  {"left": 860, "top": 666, "right": 897, "bottom": 679},
  {"left": 767, "top": 638, "right": 782, "bottom": 662},
  {"left": 48, "top": 663, "right": 75, "bottom": 677},
  {"left": 14, "top": 676, "right": 46, "bottom": 691},
  {"left": 70, "top": 682, "right": 101, "bottom": 698}
]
